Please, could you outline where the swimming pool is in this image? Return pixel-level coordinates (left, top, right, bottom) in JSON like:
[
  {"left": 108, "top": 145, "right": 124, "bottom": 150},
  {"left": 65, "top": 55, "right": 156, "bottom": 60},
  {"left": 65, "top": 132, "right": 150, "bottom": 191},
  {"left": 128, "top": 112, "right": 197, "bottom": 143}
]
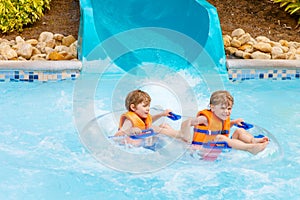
[{"left": 1, "top": 58, "right": 300, "bottom": 199}]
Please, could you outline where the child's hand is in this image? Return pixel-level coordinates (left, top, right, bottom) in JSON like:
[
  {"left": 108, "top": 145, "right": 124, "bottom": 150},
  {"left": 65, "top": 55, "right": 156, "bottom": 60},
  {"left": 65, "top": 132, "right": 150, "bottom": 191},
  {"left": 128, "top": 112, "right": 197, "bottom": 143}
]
[
  {"left": 234, "top": 118, "right": 244, "bottom": 126},
  {"left": 128, "top": 127, "right": 142, "bottom": 136},
  {"left": 162, "top": 109, "right": 172, "bottom": 117},
  {"left": 190, "top": 117, "right": 200, "bottom": 126}
]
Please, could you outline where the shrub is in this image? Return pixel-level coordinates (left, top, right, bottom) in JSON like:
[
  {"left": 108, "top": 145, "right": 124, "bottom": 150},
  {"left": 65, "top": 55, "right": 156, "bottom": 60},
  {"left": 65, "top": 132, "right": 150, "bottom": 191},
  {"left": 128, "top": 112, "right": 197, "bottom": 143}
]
[
  {"left": 0, "top": 0, "right": 51, "bottom": 33},
  {"left": 272, "top": 0, "right": 300, "bottom": 25}
]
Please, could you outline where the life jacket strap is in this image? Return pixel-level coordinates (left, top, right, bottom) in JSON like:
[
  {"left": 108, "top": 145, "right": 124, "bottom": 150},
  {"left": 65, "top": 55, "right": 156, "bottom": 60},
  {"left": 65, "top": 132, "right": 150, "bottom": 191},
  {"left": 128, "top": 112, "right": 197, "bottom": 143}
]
[
  {"left": 191, "top": 141, "right": 232, "bottom": 149},
  {"left": 193, "top": 128, "right": 229, "bottom": 135},
  {"left": 191, "top": 141, "right": 204, "bottom": 145}
]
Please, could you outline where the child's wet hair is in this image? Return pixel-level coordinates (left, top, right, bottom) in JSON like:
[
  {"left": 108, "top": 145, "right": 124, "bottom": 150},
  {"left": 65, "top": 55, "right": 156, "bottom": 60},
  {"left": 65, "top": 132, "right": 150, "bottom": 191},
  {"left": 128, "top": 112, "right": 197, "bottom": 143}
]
[
  {"left": 125, "top": 89, "right": 151, "bottom": 111},
  {"left": 210, "top": 90, "right": 234, "bottom": 107}
]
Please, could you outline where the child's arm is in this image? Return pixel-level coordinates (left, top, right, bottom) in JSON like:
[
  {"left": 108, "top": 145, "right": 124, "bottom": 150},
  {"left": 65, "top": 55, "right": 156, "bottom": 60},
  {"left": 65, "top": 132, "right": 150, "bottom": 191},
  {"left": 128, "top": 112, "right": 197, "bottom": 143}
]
[
  {"left": 152, "top": 109, "right": 172, "bottom": 122},
  {"left": 114, "top": 119, "right": 142, "bottom": 136},
  {"left": 177, "top": 115, "right": 208, "bottom": 142},
  {"left": 230, "top": 118, "right": 244, "bottom": 127},
  {"left": 189, "top": 115, "right": 208, "bottom": 126}
]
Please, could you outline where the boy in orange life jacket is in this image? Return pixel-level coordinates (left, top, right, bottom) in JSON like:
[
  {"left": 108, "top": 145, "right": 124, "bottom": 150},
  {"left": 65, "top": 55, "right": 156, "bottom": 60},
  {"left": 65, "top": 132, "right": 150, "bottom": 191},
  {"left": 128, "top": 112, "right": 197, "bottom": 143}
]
[
  {"left": 179, "top": 90, "right": 269, "bottom": 155},
  {"left": 114, "top": 89, "right": 173, "bottom": 137}
]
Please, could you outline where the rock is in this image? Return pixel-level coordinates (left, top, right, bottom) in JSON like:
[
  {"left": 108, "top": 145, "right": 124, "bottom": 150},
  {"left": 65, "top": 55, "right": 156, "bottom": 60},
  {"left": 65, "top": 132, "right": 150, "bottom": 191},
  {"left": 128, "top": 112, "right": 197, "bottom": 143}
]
[
  {"left": 53, "top": 33, "right": 64, "bottom": 41},
  {"left": 30, "top": 54, "right": 47, "bottom": 60},
  {"left": 231, "top": 38, "right": 241, "bottom": 48},
  {"left": 54, "top": 45, "right": 69, "bottom": 52},
  {"left": 15, "top": 43, "right": 33, "bottom": 59},
  {"left": 39, "top": 31, "right": 54, "bottom": 43},
  {"left": 273, "top": 53, "right": 288, "bottom": 59},
  {"left": 62, "top": 35, "right": 76, "bottom": 47},
  {"left": 17, "top": 57, "right": 27, "bottom": 61},
  {"left": 251, "top": 51, "right": 271, "bottom": 59},
  {"left": 281, "top": 46, "right": 289, "bottom": 53},
  {"left": 238, "top": 44, "right": 253, "bottom": 52},
  {"left": 231, "top": 28, "right": 245, "bottom": 38},
  {"left": 35, "top": 42, "right": 47, "bottom": 53},
  {"left": 0, "top": 44, "right": 17, "bottom": 59},
  {"left": 253, "top": 42, "right": 272, "bottom": 53},
  {"left": 69, "top": 41, "right": 78, "bottom": 57},
  {"left": 15, "top": 36, "right": 25, "bottom": 44},
  {"left": 223, "top": 35, "right": 231, "bottom": 47},
  {"left": 47, "top": 51, "right": 73, "bottom": 60},
  {"left": 43, "top": 47, "right": 53, "bottom": 56},
  {"left": 47, "top": 51, "right": 66, "bottom": 60},
  {"left": 255, "top": 36, "right": 271, "bottom": 43},
  {"left": 0, "top": 55, "right": 8, "bottom": 60},
  {"left": 235, "top": 50, "right": 244, "bottom": 58},
  {"left": 238, "top": 33, "right": 251, "bottom": 45},
  {"left": 32, "top": 47, "right": 42, "bottom": 55},
  {"left": 279, "top": 40, "right": 289, "bottom": 47},
  {"left": 225, "top": 47, "right": 238, "bottom": 55},
  {"left": 26, "top": 39, "right": 38, "bottom": 46},
  {"left": 45, "top": 39, "right": 56, "bottom": 48},
  {"left": 242, "top": 52, "right": 252, "bottom": 59},
  {"left": 271, "top": 46, "right": 284, "bottom": 58}
]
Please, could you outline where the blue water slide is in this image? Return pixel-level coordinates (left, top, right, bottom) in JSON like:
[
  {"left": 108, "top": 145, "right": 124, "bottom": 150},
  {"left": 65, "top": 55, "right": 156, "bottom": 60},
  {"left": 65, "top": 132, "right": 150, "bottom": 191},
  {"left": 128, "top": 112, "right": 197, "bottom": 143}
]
[{"left": 78, "top": 0, "right": 225, "bottom": 70}]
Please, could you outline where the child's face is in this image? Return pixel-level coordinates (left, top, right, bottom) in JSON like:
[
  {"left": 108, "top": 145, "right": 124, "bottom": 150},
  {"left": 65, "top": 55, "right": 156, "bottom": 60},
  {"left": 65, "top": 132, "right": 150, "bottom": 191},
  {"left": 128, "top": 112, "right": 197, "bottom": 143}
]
[
  {"left": 211, "top": 103, "right": 232, "bottom": 121},
  {"left": 131, "top": 101, "right": 150, "bottom": 119}
]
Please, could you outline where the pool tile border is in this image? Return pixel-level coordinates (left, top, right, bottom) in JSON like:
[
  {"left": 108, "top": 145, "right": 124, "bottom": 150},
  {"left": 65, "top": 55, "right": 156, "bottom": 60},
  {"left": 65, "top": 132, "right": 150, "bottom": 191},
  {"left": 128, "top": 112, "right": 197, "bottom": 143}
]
[
  {"left": 227, "top": 59, "right": 300, "bottom": 81},
  {"left": 0, "top": 61, "right": 82, "bottom": 82},
  {"left": 1, "top": 59, "right": 299, "bottom": 82}
]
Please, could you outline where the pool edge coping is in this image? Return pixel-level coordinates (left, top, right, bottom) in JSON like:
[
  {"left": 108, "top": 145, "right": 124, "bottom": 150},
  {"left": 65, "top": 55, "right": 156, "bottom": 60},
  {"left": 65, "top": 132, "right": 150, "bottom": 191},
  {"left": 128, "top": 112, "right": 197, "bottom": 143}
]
[
  {"left": 0, "top": 60, "right": 82, "bottom": 71},
  {"left": 226, "top": 59, "right": 300, "bottom": 70},
  {"left": 0, "top": 59, "right": 298, "bottom": 70}
]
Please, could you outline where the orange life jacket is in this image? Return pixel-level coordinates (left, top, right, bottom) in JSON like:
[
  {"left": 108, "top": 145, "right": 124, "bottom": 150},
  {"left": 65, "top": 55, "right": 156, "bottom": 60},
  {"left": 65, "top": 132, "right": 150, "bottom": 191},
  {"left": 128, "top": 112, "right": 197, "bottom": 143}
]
[
  {"left": 119, "top": 111, "right": 152, "bottom": 130},
  {"left": 192, "top": 109, "right": 230, "bottom": 145}
]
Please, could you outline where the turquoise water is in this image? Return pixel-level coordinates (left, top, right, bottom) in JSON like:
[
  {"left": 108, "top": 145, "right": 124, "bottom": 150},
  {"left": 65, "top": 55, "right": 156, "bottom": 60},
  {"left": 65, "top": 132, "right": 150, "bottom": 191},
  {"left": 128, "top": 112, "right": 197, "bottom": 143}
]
[{"left": 1, "top": 66, "right": 300, "bottom": 199}]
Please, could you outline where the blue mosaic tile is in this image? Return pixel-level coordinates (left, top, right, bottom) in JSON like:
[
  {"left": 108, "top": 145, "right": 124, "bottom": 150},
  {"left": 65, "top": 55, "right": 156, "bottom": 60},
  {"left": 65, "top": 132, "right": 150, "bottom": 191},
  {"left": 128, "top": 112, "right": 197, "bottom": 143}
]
[
  {"left": 259, "top": 74, "right": 264, "bottom": 79},
  {"left": 0, "top": 69, "right": 80, "bottom": 82},
  {"left": 228, "top": 65, "right": 300, "bottom": 81}
]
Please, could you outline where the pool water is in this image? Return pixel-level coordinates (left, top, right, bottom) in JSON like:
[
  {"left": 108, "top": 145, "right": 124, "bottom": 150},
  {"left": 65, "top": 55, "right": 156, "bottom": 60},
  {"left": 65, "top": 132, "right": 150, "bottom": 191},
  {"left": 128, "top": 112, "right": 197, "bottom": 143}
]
[{"left": 1, "top": 64, "right": 300, "bottom": 199}]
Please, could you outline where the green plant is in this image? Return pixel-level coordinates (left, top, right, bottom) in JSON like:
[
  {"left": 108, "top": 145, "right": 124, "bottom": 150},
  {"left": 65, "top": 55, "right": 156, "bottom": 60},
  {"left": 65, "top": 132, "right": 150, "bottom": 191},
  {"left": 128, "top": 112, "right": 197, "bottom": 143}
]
[
  {"left": 272, "top": 0, "right": 300, "bottom": 25},
  {"left": 0, "top": 0, "right": 51, "bottom": 33}
]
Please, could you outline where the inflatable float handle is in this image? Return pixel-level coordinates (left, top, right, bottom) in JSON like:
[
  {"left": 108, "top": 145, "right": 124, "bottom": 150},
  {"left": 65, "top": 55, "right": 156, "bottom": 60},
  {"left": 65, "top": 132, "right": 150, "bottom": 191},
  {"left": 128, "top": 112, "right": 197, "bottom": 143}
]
[
  {"left": 151, "top": 107, "right": 181, "bottom": 121},
  {"left": 108, "top": 129, "right": 156, "bottom": 139},
  {"left": 203, "top": 141, "right": 231, "bottom": 149},
  {"left": 167, "top": 112, "right": 181, "bottom": 121},
  {"left": 234, "top": 121, "right": 254, "bottom": 130},
  {"left": 129, "top": 128, "right": 157, "bottom": 139}
]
